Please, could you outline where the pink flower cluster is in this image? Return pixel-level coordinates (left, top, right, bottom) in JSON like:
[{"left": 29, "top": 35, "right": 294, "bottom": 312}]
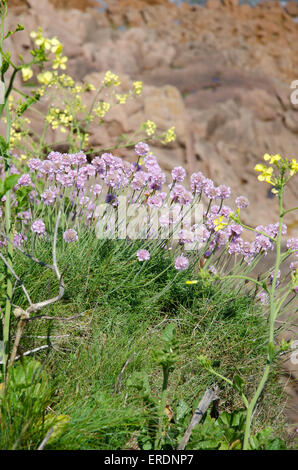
[{"left": 0, "top": 143, "right": 296, "bottom": 285}]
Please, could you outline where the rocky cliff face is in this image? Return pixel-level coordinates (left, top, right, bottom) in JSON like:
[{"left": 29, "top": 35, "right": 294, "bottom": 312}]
[{"left": 5, "top": 0, "right": 298, "bottom": 236}]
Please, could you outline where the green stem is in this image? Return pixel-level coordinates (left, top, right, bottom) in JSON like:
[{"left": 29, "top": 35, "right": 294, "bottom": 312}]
[
  {"left": 243, "top": 187, "right": 284, "bottom": 450},
  {"left": 2, "top": 98, "right": 12, "bottom": 381},
  {"left": 155, "top": 365, "right": 169, "bottom": 450}
]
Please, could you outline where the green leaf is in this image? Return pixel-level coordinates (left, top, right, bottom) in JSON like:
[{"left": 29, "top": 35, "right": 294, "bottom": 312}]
[
  {"left": 197, "top": 355, "right": 212, "bottom": 370},
  {"left": 4, "top": 174, "right": 19, "bottom": 192},
  {"left": 142, "top": 441, "right": 152, "bottom": 450},
  {"left": 217, "top": 411, "right": 230, "bottom": 427},
  {"left": 232, "top": 374, "right": 245, "bottom": 394},
  {"left": 44, "top": 414, "right": 70, "bottom": 446},
  {"left": 0, "top": 174, "right": 20, "bottom": 198},
  {"left": 265, "top": 438, "right": 286, "bottom": 450},
  {"left": 176, "top": 399, "right": 190, "bottom": 422},
  {"left": 162, "top": 324, "right": 176, "bottom": 345}
]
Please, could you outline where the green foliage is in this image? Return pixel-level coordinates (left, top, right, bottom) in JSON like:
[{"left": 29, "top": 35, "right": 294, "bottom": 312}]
[
  {"left": 187, "top": 410, "right": 286, "bottom": 450},
  {"left": 0, "top": 359, "right": 53, "bottom": 449},
  {"left": 0, "top": 174, "right": 20, "bottom": 198}
]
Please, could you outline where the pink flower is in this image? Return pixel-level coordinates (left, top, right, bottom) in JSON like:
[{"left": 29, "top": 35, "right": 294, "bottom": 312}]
[
  {"left": 135, "top": 142, "right": 150, "bottom": 156},
  {"left": 41, "top": 187, "right": 58, "bottom": 205},
  {"left": 31, "top": 219, "right": 46, "bottom": 236},
  {"left": 13, "top": 233, "right": 27, "bottom": 247},
  {"left": 137, "top": 249, "right": 150, "bottom": 261},
  {"left": 18, "top": 174, "right": 32, "bottom": 187},
  {"left": 235, "top": 196, "right": 249, "bottom": 209},
  {"left": 92, "top": 184, "right": 102, "bottom": 196},
  {"left": 174, "top": 254, "right": 189, "bottom": 271},
  {"left": 63, "top": 229, "right": 78, "bottom": 243},
  {"left": 171, "top": 166, "right": 186, "bottom": 183},
  {"left": 28, "top": 158, "right": 42, "bottom": 172},
  {"left": 190, "top": 172, "right": 206, "bottom": 193},
  {"left": 256, "top": 291, "right": 269, "bottom": 305}
]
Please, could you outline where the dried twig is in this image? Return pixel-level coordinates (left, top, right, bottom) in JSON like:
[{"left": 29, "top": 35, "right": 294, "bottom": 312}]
[
  {"left": 27, "top": 211, "right": 64, "bottom": 314},
  {"left": 28, "top": 311, "right": 89, "bottom": 322},
  {"left": 177, "top": 386, "right": 219, "bottom": 450},
  {"left": 14, "top": 344, "right": 50, "bottom": 361},
  {"left": 37, "top": 427, "right": 54, "bottom": 450},
  {"left": 0, "top": 252, "right": 33, "bottom": 307},
  {"left": 115, "top": 352, "right": 135, "bottom": 394},
  {"left": 9, "top": 211, "right": 65, "bottom": 367}
]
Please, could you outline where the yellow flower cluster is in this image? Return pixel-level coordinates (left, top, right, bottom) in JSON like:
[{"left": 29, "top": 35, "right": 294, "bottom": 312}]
[
  {"left": 254, "top": 153, "right": 298, "bottom": 185},
  {"left": 290, "top": 159, "right": 298, "bottom": 176},
  {"left": 94, "top": 101, "right": 110, "bottom": 118},
  {"left": 144, "top": 120, "right": 156, "bottom": 136},
  {"left": 133, "top": 81, "right": 143, "bottom": 95},
  {"left": 161, "top": 126, "right": 176, "bottom": 144},
  {"left": 116, "top": 94, "right": 128, "bottom": 104},
  {"left": 30, "top": 28, "right": 53, "bottom": 50},
  {"left": 72, "top": 85, "right": 83, "bottom": 95},
  {"left": 10, "top": 126, "right": 22, "bottom": 148},
  {"left": 102, "top": 71, "right": 121, "bottom": 87},
  {"left": 59, "top": 74, "right": 75, "bottom": 88},
  {"left": 46, "top": 107, "right": 73, "bottom": 132},
  {"left": 263, "top": 153, "right": 281, "bottom": 165},
  {"left": 213, "top": 216, "right": 228, "bottom": 232},
  {"left": 30, "top": 28, "right": 68, "bottom": 75}
]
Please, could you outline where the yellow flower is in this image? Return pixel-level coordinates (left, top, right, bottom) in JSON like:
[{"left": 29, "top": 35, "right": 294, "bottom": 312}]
[
  {"left": 86, "top": 83, "right": 96, "bottom": 91},
  {"left": 30, "top": 28, "right": 51, "bottom": 49},
  {"left": 144, "top": 120, "right": 156, "bottom": 136},
  {"left": 254, "top": 164, "right": 274, "bottom": 184},
  {"left": 59, "top": 74, "right": 74, "bottom": 87},
  {"left": 264, "top": 153, "right": 281, "bottom": 165},
  {"left": 21, "top": 67, "right": 33, "bottom": 81},
  {"left": 72, "top": 85, "right": 83, "bottom": 94},
  {"left": 20, "top": 154, "right": 27, "bottom": 160},
  {"left": 186, "top": 280, "right": 198, "bottom": 285},
  {"left": 37, "top": 71, "right": 54, "bottom": 85},
  {"left": 133, "top": 81, "right": 143, "bottom": 95},
  {"left": 290, "top": 159, "right": 298, "bottom": 176},
  {"left": 161, "top": 126, "right": 176, "bottom": 144},
  {"left": 116, "top": 94, "right": 128, "bottom": 104},
  {"left": 102, "top": 71, "right": 121, "bottom": 87},
  {"left": 46, "top": 107, "right": 73, "bottom": 131},
  {"left": 94, "top": 101, "right": 110, "bottom": 118},
  {"left": 213, "top": 216, "right": 228, "bottom": 232},
  {"left": 53, "top": 55, "right": 68, "bottom": 70},
  {"left": 50, "top": 37, "right": 63, "bottom": 55}
]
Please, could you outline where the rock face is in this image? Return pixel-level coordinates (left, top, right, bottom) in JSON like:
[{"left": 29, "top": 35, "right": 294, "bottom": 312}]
[
  {"left": 5, "top": 0, "right": 298, "bottom": 236},
  {"left": 285, "top": 0, "right": 298, "bottom": 17}
]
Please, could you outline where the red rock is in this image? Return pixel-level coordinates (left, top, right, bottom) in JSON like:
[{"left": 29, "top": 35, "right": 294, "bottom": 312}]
[
  {"left": 285, "top": 0, "right": 298, "bottom": 17},
  {"left": 205, "top": 0, "right": 222, "bottom": 10}
]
